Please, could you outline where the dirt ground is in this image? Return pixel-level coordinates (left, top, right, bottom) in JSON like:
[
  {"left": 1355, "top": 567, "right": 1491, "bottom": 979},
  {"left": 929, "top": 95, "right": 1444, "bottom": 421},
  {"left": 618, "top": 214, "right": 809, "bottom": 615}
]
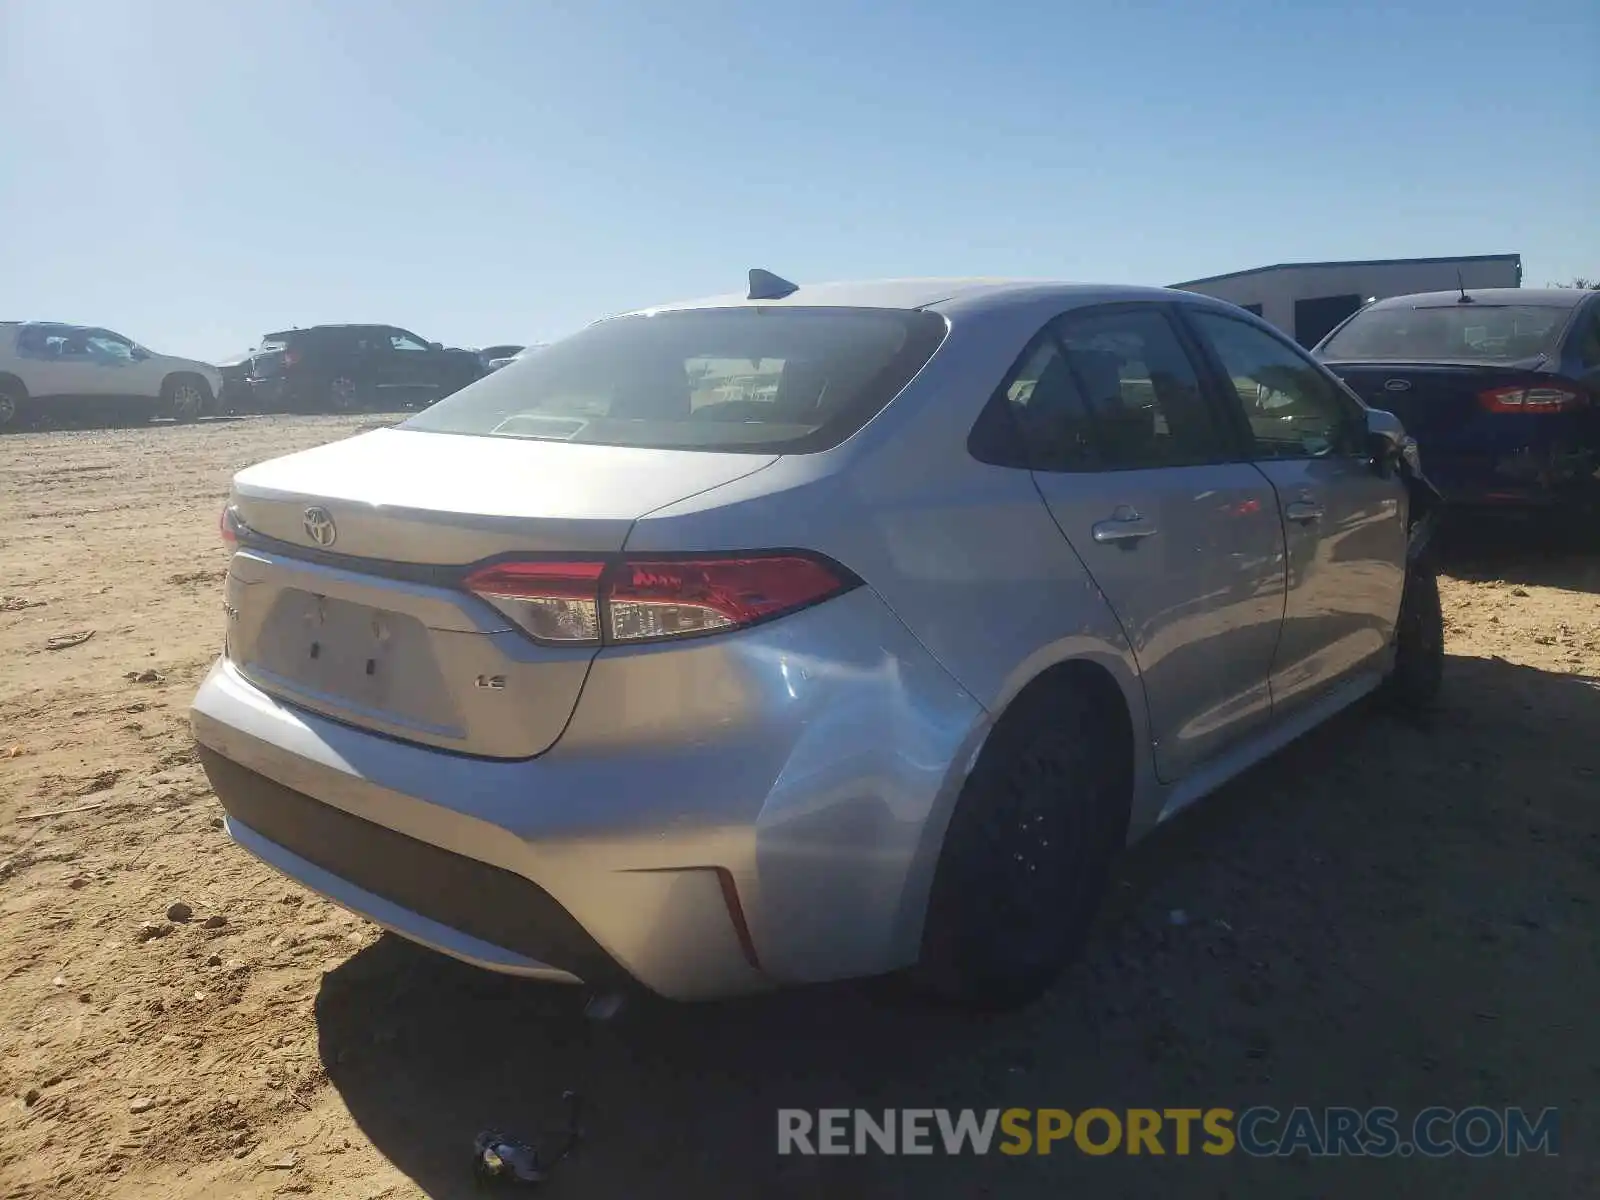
[{"left": 2, "top": 415, "right": 1597, "bottom": 1199}]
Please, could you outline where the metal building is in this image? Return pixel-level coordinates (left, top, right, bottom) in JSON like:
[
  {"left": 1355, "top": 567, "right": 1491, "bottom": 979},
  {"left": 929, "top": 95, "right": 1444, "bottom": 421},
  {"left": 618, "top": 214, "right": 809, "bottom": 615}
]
[{"left": 1173, "top": 253, "right": 1523, "bottom": 347}]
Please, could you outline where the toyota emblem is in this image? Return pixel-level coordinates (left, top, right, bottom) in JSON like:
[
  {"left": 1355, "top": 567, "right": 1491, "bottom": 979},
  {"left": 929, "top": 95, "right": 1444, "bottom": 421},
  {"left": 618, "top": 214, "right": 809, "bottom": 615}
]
[
  {"left": 303, "top": 506, "right": 337, "bottom": 547},
  {"left": 1383, "top": 378, "right": 1412, "bottom": 393}
]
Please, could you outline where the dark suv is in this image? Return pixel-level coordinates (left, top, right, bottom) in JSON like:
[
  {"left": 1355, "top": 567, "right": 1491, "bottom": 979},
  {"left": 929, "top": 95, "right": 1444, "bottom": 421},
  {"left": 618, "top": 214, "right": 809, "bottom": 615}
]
[{"left": 244, "top": 325, "right": 484, "bottom": 412}]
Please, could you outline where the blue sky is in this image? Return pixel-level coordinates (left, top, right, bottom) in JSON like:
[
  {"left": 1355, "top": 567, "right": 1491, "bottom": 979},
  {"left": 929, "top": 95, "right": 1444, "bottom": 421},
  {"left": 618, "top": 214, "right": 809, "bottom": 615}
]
[{"left": 1, "top": 0, "right": 1595, "bottom": 361}]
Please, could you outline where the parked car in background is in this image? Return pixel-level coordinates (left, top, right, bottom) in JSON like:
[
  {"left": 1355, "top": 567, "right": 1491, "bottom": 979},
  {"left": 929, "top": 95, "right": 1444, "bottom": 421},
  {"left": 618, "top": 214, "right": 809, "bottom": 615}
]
[
  {"left": 243, "top": 325, "right": 483, "bottom": 413},
  {"left": 478, "top": 344, "right": 525, "bottom": 371},
  {"left": 484, "top": 343, "right": 549, "bottom": 372},
  {"left": 194, "top": 275, "right": 1442, "bottom": 1011},
  {"left": 0, "top": 321, "right": 221, "bottom": 429},
  {"left": 1315, "top": 288, "right": 1600, "bottom": 516},
  {"left": 215, "top": 348, "right": 257, "bottom": 413}
]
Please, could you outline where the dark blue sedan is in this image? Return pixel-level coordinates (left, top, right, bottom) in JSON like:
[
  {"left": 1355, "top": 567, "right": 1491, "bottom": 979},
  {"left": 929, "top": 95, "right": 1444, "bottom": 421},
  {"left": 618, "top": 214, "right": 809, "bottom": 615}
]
[{"left": 1315, "top": 288, "right": 1600, "bottom": 516}]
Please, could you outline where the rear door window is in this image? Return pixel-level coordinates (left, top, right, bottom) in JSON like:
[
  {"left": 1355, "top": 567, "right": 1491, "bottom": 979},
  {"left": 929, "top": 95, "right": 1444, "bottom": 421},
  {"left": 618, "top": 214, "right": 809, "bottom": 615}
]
[
  {"left": 1051, "top": 307, "right": 1230, "bottom": 469},
  {"left": 402, "top": 307, "right": 948, "bottom": 452}
]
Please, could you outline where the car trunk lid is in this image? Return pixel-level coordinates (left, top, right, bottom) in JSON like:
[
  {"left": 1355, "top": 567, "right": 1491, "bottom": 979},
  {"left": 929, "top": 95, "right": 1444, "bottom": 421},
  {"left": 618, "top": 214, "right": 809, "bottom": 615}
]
[
  {"left": 224, "top": 428, "right": 777, "bottom": 757},
  {"left": 1323, "top": 360, "right": 1550, "bottom": 438}
]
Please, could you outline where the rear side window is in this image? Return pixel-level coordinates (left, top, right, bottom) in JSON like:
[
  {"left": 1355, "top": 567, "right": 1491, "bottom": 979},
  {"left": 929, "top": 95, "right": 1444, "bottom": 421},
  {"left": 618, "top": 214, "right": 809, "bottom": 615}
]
[
  {"left": 402, "top": 307, "right": 948, "bottom": 453},
  {"left": 1318, "top": 304, "right": 1569, "bottom": 362},
  {"left": 993, "top": 338, "right": 1100, "bottom": 471},
  {"left": 16, "top": 326, "right": 55, "bottom": 353}
]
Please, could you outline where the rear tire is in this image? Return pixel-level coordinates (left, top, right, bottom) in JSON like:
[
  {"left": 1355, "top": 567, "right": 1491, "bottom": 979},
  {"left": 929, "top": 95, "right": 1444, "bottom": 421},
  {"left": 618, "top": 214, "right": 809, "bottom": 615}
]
[
  {"left": 1384, "top": 565, "right": 1444, "bottom": 711},
  {"left": 326, "top": 376, "right": 363, "bottom": 413},
  {"left": 915, "top": 683, "right": 1130, "bottom": 1011},
  {"left": 0, "top": 382, "right": 24, "bottom": 431}
]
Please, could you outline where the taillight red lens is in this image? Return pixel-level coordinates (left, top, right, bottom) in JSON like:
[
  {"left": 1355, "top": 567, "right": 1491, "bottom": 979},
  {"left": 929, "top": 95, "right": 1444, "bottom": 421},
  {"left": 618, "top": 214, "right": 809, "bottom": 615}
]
[
  {"left": 1479, "top": 384, "right": 1585, "bottom": 414},
  {"left": 220, "top": 504, "right": 240, "bottom": 545},
  {"left": 463, "top": 553, "right": 856, "bottom": 645},
  {"left": 463, "top": 560, "right": 606, "bottom": 644},
  {"left": 282, "top": 348, "right": 301, "bottom": 368},
  {"left": 606, "top": 555, "right": 852, "bottom": 642}
]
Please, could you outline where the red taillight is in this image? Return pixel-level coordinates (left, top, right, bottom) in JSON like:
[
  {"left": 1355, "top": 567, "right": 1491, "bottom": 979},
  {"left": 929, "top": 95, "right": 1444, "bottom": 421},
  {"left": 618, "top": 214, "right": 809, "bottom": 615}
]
[
  {"left": 1478, "top": 384, "right": 1586, "bottom": 414},
  {"left": 463, "top": 553, "right": 856, "bottom": 645},
  {"left": 607, "top": 555, "right": 851, "bottom": 642},
  {"left": 220, "top": 504, "right": 240, "bottom": 545},
  {"left": 282, "top": 347, "right": 301, "bottom": 368}
]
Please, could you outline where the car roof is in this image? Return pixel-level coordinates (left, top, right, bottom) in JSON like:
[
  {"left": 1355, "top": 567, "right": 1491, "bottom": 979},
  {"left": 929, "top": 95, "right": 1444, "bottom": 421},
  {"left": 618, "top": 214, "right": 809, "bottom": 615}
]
[
  {"left": 630, "top": 278, "right": 1193, "bottom": 318},
  {"left": 266, "top": 324, "right": 397, "bottom": 337},
  {"left": 1366, "top": 288, "right": 1591, "bottom": 311}
]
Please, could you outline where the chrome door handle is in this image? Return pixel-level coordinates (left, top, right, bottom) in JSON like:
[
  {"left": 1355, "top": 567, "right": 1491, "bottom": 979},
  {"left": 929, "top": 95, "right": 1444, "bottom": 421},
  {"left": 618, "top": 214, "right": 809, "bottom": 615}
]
[
  {"left": 1285, "top": 500, "right": 1324, "bottom": 524},
  {"left": 1092, "top": 507, "right": 1158, "bottom": 546}
]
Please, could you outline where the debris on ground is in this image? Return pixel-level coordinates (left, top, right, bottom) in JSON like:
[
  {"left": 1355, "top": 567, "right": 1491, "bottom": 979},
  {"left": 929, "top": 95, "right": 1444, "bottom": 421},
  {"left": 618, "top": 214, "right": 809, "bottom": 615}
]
[
  {"left": 45, "top": 630, "right": 95, "bottom": 651},
  {"left": 125, "top": 668, "right": 167, "bottom": 684},
  {"left": 472, "top": 1092, "right": 585, "bottom": 1187},
  {"left": 18, "top": 798, "right": 118, "bottom": 821}
]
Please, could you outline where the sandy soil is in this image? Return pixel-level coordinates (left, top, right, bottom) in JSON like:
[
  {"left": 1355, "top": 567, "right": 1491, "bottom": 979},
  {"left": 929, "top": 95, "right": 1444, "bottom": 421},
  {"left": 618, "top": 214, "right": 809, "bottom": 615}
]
[{"left": 1, "top": 416, "right": 1597, "bottom": 1199}]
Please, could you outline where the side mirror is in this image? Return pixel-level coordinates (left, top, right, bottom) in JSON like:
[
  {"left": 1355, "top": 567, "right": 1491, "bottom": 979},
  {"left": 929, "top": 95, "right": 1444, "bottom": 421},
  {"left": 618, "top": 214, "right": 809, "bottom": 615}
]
[
  {"left": 1365, "top": 407, "right": 1407, "bottom": 475},
  {"left": 428, "top": 342, "right": 443, "bottom": 352},
  {"left": 130, "top": 346, "right": 150, "bottom": 361}
]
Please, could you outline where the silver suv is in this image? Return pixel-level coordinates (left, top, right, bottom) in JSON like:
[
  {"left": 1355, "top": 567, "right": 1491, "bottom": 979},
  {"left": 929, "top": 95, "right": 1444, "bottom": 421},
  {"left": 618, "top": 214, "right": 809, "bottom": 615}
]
[
  {"left": 0, "top": 321, "right": 221, "bottom": 428},
  {"left": 191, "top": 276, "right": 1442, "bottom": 1010}
]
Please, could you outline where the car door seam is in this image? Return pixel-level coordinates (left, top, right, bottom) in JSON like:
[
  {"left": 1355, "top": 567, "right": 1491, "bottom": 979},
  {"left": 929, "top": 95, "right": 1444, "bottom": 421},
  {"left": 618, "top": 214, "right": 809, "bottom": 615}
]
[
  {"left": 1023, "top": 468, "right": 1158, "bottom": 748},
  {"left": 1246, "top": 461, "right": 1293, "bottom": 712}
]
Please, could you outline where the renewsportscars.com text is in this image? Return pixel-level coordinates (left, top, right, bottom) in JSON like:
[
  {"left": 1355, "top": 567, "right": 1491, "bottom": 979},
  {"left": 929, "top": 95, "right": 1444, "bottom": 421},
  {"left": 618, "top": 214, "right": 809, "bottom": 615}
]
[{"left": 777, "top": 1106, "right": 1559, "bottom": 1158}]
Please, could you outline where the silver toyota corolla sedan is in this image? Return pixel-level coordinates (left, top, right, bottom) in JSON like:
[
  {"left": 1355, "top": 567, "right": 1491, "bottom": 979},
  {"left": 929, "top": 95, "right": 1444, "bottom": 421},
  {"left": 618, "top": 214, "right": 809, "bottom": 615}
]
[{"left": 192, "top": 273, "right": 1443, "bottom": 1010}]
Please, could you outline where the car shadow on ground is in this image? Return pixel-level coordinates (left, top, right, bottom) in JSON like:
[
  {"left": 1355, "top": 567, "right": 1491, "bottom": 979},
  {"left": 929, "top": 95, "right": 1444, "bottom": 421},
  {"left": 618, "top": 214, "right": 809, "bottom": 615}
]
[
  {"left": 1435, "top": 515, "right": 1600, "bottom": 594},
  {"left": 314, "top": 653, "right": 1599, "bottom": 1199}
]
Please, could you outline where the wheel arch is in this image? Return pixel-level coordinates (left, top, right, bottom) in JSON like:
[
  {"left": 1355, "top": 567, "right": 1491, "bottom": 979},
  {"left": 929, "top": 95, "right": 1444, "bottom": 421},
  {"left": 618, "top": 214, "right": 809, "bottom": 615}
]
[
  {"left": 887, "top": 644, "right": 1153, "bottom": 967},
  {"left": 162, "top": 369, "right": 213, "bottom": 396},
  {"left": 0, "top": 371, "right": 28, "bottom": 397}
]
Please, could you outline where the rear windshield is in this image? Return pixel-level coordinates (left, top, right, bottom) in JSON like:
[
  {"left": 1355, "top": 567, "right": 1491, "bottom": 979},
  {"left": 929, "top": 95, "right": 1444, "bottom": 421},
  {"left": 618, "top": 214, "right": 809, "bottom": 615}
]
[
  {"left": 1318, "top": 304, "right": 1569, "bottom": 363},
  {"left": 401, "top": 307, "right": 948, "bottom": 452}
]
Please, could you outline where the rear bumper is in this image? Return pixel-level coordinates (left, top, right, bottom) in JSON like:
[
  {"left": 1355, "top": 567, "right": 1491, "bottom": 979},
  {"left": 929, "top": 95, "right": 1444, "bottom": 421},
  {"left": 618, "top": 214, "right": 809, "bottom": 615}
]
[
  {"left": 219, "top": 377, "right": 254, "bottom": 409},
  {"left": 199, "top": 747, "right": 628, "bottom": 987},
  {"left": 189, "top": 589, "right": 987, "bottom": 999},
  {"left": 1425, "top": 442, "right": 1600, "bottom": 509}
]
